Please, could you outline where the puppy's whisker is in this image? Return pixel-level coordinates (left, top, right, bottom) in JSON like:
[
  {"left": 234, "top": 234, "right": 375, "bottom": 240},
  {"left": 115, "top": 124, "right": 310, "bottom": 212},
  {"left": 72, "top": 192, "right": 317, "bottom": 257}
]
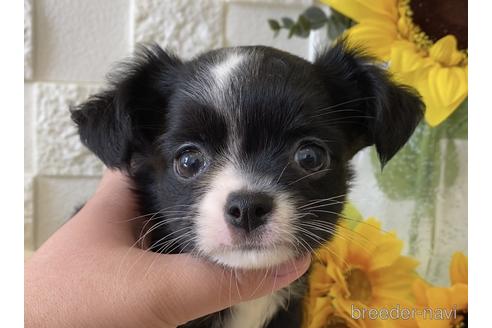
[
  {"left": 229, "top": 267, "right": 235, "bottom": 318},
  {"left": 109, "top": 210, "right": 164, "bottom": 224},
  {"left": 300, "top": 201, "right": 344, "bottom": 210},
  {"left": 311, "top": 107, "right": 361, "bottom": 115},
  {"left": 117, "top": 204, "right": 194, "bottom": 223},
  {"left": 297, "top": 194, "right": 347, "bottom": 209},
  {"left": 148, "top": 226, "right": 190, "bottom": 249},
  {"left": 147, "top": 226, "right": 193, "bottom": 251},
  {"left": 234, "top": 268, "right": 242, "bottom": 302},
  {"left": 117, "top": 215, "right": 188, "bottom": 281},
  {"left": 287, "top": 168, "right": 332, "bottom": 186},
  {"left": 158, "top": 234, "right": 196, "bottom": 255},
  {"left": 303, "top": 219, "right": 370, "bottom": 242},
  {"left": 292, "top": 213, "right": 319, "bottom": 220},
  {"left": 313, "top": 96, "right": 376, "bottom": 112},
  {"left": 272, "top": 260, "right": 279, "bottom": 296},
  {"left": 298, "top": 221, "right": 376, "bottom": 251},
  {"left": 135, "top": 215, "right": 192, "bottom": 250},
  {"left": 312, "top": 210, "right": 393, "bottom": 235},
  {"left": 292, "top": 228, "right": 352, "bottom": 268},
  {"left": 301, "top": 202, "right": 345, "bottom": 211},
  {"left": 291, "top": 225, "right": 325, "bottom": 244},
  {"left": 124, "top": 224, "right": 193, "bottom": 279},
  {"left": 324, "top": 121, "right": 375, "bottom": 128},
  {"left": 312, "top": 114, "right": 375, "bottom": 122},
  {"left": 313, "top": 240, "right": 353, "bottom": 269},
  {"left": 144, "top": 234, "right": 197, "bottom": 277},
  {"left": 137, "top": 211, "right": 169, "bottom": 247},
  {"left": 250, "top": 264, "right": 271, "bottom": 298},
  {"left": 275, "top": 161, "right": 290, "bottom": 184}
]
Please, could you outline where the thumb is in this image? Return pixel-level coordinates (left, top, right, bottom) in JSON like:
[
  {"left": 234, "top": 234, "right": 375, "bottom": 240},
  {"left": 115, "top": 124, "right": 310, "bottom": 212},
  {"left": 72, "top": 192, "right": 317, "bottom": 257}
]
[{"left": 144, "top": 253, "right": 311, "bottom": 326}]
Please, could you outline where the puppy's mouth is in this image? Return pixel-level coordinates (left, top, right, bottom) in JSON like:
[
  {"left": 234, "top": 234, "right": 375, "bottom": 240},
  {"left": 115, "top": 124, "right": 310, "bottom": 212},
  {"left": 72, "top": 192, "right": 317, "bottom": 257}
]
[
  {"left": 196, "top": 213, "right": 301, "bottom": 269},
  {"left": 206, "top": 243, "right": 298, "bottom": 269}
]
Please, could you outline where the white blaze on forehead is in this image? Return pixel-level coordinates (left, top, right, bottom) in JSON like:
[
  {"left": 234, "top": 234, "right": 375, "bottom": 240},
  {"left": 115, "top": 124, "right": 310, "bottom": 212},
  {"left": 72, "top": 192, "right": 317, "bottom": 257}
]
[{"left": 212, "top": 52, "right": 245, "bottom": 91}]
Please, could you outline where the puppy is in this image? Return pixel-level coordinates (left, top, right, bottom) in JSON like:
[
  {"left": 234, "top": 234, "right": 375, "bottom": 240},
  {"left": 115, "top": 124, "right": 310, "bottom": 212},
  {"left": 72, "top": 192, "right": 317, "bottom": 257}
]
[{"left": 71, "top": 41, "right": 424, "bottom": 328}]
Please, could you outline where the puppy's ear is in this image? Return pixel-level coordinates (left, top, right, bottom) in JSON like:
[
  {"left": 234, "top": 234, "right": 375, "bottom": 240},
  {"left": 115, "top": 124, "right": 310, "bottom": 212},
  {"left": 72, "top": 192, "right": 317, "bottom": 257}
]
[
  {"left": 71, "top": 45, "right": 181, "bottom": 169},
  {"left": 314, "top": 41, "right": 425, "bottom": 166}
]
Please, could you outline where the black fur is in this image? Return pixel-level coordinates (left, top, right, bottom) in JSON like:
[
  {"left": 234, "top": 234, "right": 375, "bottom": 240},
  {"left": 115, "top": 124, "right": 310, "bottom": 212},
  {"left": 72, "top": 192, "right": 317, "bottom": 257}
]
[
  {"left": 71, "top": 41, "right": 424, "bottom": 328},
  {"left": 313, "top": 41, "right": 423, "bottom": 166}
]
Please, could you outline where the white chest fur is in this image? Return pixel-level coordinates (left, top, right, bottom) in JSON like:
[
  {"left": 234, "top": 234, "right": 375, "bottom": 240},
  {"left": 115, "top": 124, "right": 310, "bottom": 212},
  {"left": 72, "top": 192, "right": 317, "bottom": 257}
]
[{"left": 226, "top": 289, "right": 290, "bottom": 328}]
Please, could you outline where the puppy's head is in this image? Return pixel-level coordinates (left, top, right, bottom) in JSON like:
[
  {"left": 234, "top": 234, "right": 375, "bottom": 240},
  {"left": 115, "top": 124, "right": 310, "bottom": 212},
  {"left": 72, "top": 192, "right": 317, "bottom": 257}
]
[{"left": 72, "top": 42, "right": 424, "bottom": 269}]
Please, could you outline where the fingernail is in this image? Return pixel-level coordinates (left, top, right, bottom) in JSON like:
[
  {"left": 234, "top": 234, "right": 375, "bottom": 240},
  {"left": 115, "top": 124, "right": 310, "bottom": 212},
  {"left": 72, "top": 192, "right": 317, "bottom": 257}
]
[{"left": 273, "top": 256, "right": 311, "bottom": 278}]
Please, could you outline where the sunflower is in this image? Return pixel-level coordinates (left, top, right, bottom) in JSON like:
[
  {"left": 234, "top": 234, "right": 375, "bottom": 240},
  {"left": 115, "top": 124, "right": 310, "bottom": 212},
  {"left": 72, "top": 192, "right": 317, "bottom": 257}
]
[
  {"left": 303, "top": 218, "right": 419, "bottom": 328},
  {"left": 320, "top": 0, "right": 468, "bottom": 127},
  {"left": 412, "top": 252, "right": 468, "bottom": 328}
]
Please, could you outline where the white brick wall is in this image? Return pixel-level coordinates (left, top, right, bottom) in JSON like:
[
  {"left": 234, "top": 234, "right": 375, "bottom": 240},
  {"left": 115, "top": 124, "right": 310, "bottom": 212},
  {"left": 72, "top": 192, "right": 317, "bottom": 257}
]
[{"left": 24, "top": 0, "right": 321, "bottom": 251}]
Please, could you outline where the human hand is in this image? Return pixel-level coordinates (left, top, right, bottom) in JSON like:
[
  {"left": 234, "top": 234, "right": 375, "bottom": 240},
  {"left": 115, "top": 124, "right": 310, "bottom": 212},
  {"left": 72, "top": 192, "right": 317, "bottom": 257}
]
[{"left": 25, "top": 170, "right": 311, "bottom": 328}]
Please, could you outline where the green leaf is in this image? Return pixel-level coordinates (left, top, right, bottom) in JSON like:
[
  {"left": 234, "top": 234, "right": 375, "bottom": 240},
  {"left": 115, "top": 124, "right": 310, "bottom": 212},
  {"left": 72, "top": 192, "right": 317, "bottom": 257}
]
[
  {"left": 326, "top": 20, "right": 342, "bottom": 40},
  {"left": 331, "top": 8, "right": 353, "bottom": 28},
  {"left": 267, "top": 6, "right": 352, "bottom": 40},
  {"left": 303, "top": 6, "right": 328, "bottom": 29},
  {"left": 268, "top": 19, "right": 281, "bottom": 31},
  {"left": 303, "top": 6, "right": 328, "bottom": 23},
  {"left": 288, "top": 24, "right": 301, "bottom": 38},
  {"left": 298, "top": 15, "right": 312, "bottom": 38},
  {"left": 281, "top": 17, "right": 295, "bottom": 29},
  {"left": 326, "top": 11, "right": 351, "bottom": 39}
]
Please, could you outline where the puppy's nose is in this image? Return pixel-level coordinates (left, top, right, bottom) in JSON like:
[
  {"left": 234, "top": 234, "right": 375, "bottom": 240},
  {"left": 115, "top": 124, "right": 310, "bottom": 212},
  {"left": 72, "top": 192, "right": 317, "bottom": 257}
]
[{"left": 225, "top": 192, "right": 274, "bottom": 233}]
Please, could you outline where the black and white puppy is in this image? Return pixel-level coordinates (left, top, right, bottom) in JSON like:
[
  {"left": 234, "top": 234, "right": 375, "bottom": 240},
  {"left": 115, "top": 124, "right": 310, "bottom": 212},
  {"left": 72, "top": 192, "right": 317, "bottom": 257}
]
[{"left": 71, "top": 41, "right": 424, "bottom": 328}]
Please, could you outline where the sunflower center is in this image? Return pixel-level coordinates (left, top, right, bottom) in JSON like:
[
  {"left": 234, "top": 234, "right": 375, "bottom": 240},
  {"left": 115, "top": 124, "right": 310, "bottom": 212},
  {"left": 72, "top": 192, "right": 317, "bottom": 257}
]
[
  {"left": 451, "top": 309, "right": 468, "bottom": 328},
  {"left": 409, "top": 0, "right": 468, "bottom": 49},
  {"left": 346, "top": 268, "right": 372, "bottom": 302}
]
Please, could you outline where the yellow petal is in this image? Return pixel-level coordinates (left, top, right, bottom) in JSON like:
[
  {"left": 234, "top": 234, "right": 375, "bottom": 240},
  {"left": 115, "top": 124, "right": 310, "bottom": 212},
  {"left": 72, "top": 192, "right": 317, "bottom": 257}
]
[
  {"left": 371, "top": 287, "right": 414, "bottom": 303},
  {"left": 346, "top": 218, "right": 385, "bottom": 266},
  {"left": 321, "top": 0, "right": 398, "bottom": 23},
  {"left": 324, "top": 237, "right": 349, "bottom": 268},
  {"left": 331, "top": 297, "right": 368, "bottom": 328},
  {"left": 389, "top": 41, "right": 434, "bottom": 77},
  {"left": 450, "top": 252, "right": 468, "bottom": 285},
  {"left": 426, "top": 287, "right": 451, "bottom": 309},
  {"left": 429, "top": 35, "right": 466, "bottom": 67},
  {"left": 372, "top": 271, "right": 417, "bottom": 292},
  {"left": 369, "top": 237, "right": 403, "bottom": 270},
  {"left": 391, "top": 256, "right": 420, "bottom": 272},
  {"left": 418, "top": 65, "right": 468, "bottom": 126},
  {"left": 327, "top": 262, "right": 350, "bottom": 295},
  {"left": 353, "top": 218, "right": 383, "bottom": 243},
  {"left": 344, "top": 19, "right": 398, "bottom": 60},
  {"left": 413, "top": 285, "right": 466, "bottom": 328},
  {"left": 309, "top": 299, "right": 336, "bottom": 328},
  {"left": 413, "top": 279, "right": 431, "bottom": 306},
  {"left": 449, "top": 283, "right": 468, "bottom": 310}
]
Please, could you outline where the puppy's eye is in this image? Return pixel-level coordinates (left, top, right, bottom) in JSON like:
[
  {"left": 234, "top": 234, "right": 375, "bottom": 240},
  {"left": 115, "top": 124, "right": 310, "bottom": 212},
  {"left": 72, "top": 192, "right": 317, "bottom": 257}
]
[
  {"left": 294, "top": 144, "right": 328, "bottom": 172},
  {"left": 175, "top": 148, "right": 206, "bottom": 178}
]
